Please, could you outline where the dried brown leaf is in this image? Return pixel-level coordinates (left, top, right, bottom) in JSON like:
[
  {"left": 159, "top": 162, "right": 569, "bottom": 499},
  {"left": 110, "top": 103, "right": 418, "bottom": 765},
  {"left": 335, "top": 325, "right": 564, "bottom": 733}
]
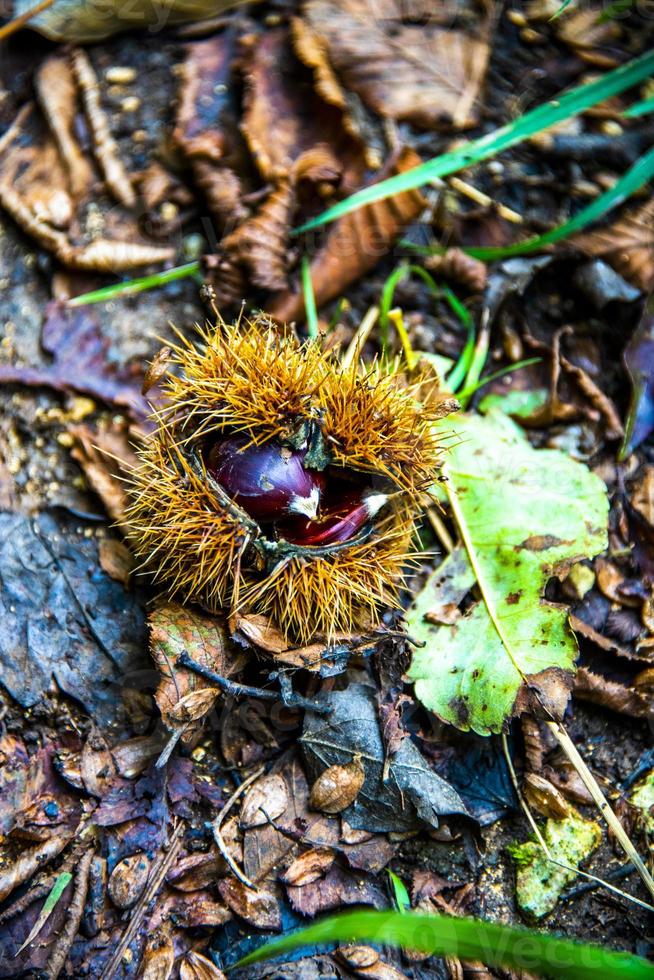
[
  {"left": 281, "top": 846, "right": 335, "bottom": 886},
  {"left": 139, "top": 928, "right": 175, "bottom": 980},
  {"left": 174, "top": 33, "right": 249, "bottom": 227},
  {"left": 300, "top": 0, "right": 491, "bottom": 129},
  {"left": 574, "top": 198, "right": 654, "bottom": 293},
  {"left": 523, "top": 773, "right": 572, "bottom": 820},
  {"left": 240, "top": 773, "right": 289, "bottom": 828},
  {"left": 34, "top": 52, "right": 93, "bottom": 198},
  {"left": 574, "top": 666, "right": 652, "bottom": 718},
  {"left": 108, "top": 852, "right": 150, "bottom": 909},
  {"left": 217, "top": 877, "right": 282, "bottom": 930},
  {"left": 179, "top": 952, "right": 227, "bottom": 980},
  {"left": 269, "top": 146, "right": 425, "bottom": 321},
  {"left": 334, "top": 944, "right": 410, "bottom": 979},
  {"left": 166, "top": 849, "right": 227, "bottom": 891},
  {"left": 70, "top": 421, "right": 139, "bottom": 524},
  {"left": 241, "top": 27, "right": 365, "bottom": 188}
]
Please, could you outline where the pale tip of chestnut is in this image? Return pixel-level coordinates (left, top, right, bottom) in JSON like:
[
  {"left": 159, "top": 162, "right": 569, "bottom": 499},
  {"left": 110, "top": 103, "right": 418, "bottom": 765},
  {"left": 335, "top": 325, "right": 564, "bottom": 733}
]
[
  {"left": 288, "top": 485, "right": 321, "bottom": 520},
  {"left": 363, "top": 493, "right": 389, "bottom": 518}
]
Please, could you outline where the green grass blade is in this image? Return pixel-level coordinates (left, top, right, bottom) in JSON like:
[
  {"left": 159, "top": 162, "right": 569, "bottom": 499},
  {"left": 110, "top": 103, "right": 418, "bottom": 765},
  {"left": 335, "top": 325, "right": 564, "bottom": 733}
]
[
  {"left": 403, "top": 139, "right": 654, "bottom": 263},
  {"left": 446, "top": 317, "right": 477, "bottom": 393},
  {"left": 388, "top": 870, "right": 411, "bottom": 913},
  {"left": 67, "top": 261, "right": 201, "bottom": 307},
  {"left": 294, "top": 50, "right": 654, "bottom": 234},
  {"left": 301, "top": 256, "right": 319, "bottom": 339},
  {"left": 231, "top": 909, "right": 654, "bottom": 979},
  {"left": 624, "top": 95, "right": 654, "bottom": 118},
  {"left": 456, "top": 356, "right": 543, "bottom": 401},
  {"left": 550, "top": 0, "right": 575, "bottom": 18},
  {"left": 17, "top": 871, "right": 72, "bottom": 954},
  {"left": 379, "top": 263, "right": 440, "bottom": 353}
]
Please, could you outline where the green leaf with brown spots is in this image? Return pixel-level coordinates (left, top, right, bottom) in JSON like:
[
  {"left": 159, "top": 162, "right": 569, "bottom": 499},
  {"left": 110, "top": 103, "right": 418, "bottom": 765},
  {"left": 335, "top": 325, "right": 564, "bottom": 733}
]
[{"left": 407, "top": 410, "right": 609, "bottom": 735}]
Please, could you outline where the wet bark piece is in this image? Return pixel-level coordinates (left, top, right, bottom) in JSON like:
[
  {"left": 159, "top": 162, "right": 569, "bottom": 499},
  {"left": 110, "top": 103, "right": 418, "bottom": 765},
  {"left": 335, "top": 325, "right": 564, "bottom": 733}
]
[
  {"left": 174, "top": 31, "right": 250, "bottom": 227},
  {"left": 299, "top": 0, "right": 491, "bottom": 129},
  {"left": 269, "top": 146, "right": 425, "bottom": 322}
]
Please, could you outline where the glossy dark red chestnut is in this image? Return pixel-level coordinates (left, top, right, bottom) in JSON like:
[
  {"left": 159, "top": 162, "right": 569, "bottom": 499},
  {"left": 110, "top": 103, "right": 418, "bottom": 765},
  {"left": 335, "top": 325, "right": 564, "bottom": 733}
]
[
  {"left": 206, "top": 435, "right": 325, "bottom": 522},
  {"left": 278, "top": 492, "right": 388, "bottom": 546}
]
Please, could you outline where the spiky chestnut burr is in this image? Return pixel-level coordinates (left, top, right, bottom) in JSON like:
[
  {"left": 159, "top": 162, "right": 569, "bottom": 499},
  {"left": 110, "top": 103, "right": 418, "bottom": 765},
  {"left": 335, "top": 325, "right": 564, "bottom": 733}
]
[{"left": 126, "top": 316, "right": 455, "bottom": 644}]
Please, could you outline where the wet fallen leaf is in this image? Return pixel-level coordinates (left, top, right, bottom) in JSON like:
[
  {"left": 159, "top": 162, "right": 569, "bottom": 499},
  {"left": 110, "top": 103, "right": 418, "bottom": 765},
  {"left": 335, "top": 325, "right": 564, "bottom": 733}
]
[
  {"left": 0, "top": 302, "right": 153, "bottom": 420},
  {"left": 98, "top": 538, "right": 135, "bottom": 587},
  {"left": 298, "top": 0, "right": 491, "bottom": 129},
  {"left": 333, "top": 944, "right": 410, "bottom": 979},
  {"left": 281, "top": 846, "right": 335, "bottom": 886},
  {"left": 301, "top": 684, "right": 468, "bottom": 833},
  {"left": 69, "top": 421, "right": 139, "bottom": 524},
  {"left": 0, "top": 511, "right": 147, "bottom": 729},
  {"left": 166, "top": 849, "right": 227, "bottom": 891},
  {"left": 286, "top": 862, "right": 386, "bottom": 917},
  {"left": 408, "top": 410, "right": 609, "bottom": 735}
]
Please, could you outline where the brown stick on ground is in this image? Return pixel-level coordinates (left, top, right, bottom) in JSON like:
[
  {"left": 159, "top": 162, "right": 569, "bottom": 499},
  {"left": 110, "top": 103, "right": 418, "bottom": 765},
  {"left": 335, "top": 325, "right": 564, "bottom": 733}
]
[{"left": 44, "top": 846, "right": 94, "bottom": 980}]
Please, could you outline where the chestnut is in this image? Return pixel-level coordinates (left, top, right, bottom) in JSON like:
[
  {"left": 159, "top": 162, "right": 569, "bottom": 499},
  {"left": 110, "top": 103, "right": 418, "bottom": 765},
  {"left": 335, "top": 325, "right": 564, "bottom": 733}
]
[
  {"left": 279, "top": 492, "right": 388, "bottom": 546},
  {"left": 206, "top": 435, "right": 325, "bottom": 522}
]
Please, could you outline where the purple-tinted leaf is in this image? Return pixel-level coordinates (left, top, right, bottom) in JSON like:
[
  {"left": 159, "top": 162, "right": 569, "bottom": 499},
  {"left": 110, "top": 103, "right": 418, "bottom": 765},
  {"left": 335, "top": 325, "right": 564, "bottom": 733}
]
[{"left": 621, "top": 298, "right": 654, "bottom": 459}]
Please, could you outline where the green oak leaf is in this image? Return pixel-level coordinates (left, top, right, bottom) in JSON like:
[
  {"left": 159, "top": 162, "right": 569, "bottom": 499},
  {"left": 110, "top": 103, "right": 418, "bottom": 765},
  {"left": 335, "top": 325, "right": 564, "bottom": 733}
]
[{"left": 407, "top": 410, "right": 609, "bottom": 735}]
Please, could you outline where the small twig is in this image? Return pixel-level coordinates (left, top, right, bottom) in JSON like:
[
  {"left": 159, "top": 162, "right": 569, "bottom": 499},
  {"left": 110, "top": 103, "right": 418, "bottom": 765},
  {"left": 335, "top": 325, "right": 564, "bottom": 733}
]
[
  {"left": 178, "top": 651, "right": 330, "bottom": 712},
  {"left": 561, "top": 862, "right": 636, "bottom": 903},
  {"left": 448, "top": 176, "right": 524, "bottom": 224},
  {"left": 501, "top": 735, "right": 654, "bottom": 913},
  {"left": 0, "top": 0, "right": 53, "bottom": 40},
  {"left": 213, "top": 766, "right": 265, "bottom": 889},
  {"left": 177, "top": 651, "right": 278, "bottom": 701},
  {"left": 44, "top": 846, "right": 94, "bottom": 980},
  {"left": 100, "top": 821, "right": 184, "bottom": 980},
  {"left": 546, "top": 720, "right": 654, "bottom": 903}
]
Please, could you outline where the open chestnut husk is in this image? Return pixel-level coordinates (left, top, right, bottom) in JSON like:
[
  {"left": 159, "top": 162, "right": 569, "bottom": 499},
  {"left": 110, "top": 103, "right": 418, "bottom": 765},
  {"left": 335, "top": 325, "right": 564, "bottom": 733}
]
[{"left": 127, "top": 316, "right": 456, "bottom": 643}]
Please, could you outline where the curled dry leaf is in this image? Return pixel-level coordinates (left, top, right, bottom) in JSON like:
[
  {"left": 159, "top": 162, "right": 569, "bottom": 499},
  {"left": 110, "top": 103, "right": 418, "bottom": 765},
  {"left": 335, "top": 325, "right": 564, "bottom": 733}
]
[
  {"left": 281, "top": 846, "right": 335, "bottom": 886},
  {"left": 179, "top": 951, "right": 227, "bottom": 980},
  {"left": 522, "top": 773, "right": 572, "bottom": 820},
  {"left": 34, "top": 52, "right": 93, "bottom": 199},
  {"left": 298, "top": 0, "right": 491, "bottom": 129},
  {"left": 217, "top": 877, "right": 282, "bottom": 930},
  {"left": 232, "top": 613, "right": 329, "bottom": 670},
  {"left": 240, "top": 27, "right": 364, "bottom": 188},
  {"left": 142, "top": 347, "right": 173, "bottom": 397},
  {"left": 174, "top": 32, "right": 250, "bottom": 228},
  {"left": 139, "top": 927, "right": 175, "bottom": 980},
  {"left": 573, "top": 666, "right": 652, "bottom": 719},
  {"left": 269, "top": 146, "right": 425, "bottom": 322},
  {"left": 424, "top": 248, "right": 488, "bottom": 294},
  {"left": 166, "top": 849, "right": 227, "bottom": 890},
  {"left": 70, "top": 48, "right": 135, "bottom": 209},
  {"left": 107, "top": 852, "right": 150, "bottom": 909},
  {"left": 240, "top": 773, "right": 288, "bottom": 828},
  {"left": 309, "top": 757, "right": 365, "bottom": 814}
]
